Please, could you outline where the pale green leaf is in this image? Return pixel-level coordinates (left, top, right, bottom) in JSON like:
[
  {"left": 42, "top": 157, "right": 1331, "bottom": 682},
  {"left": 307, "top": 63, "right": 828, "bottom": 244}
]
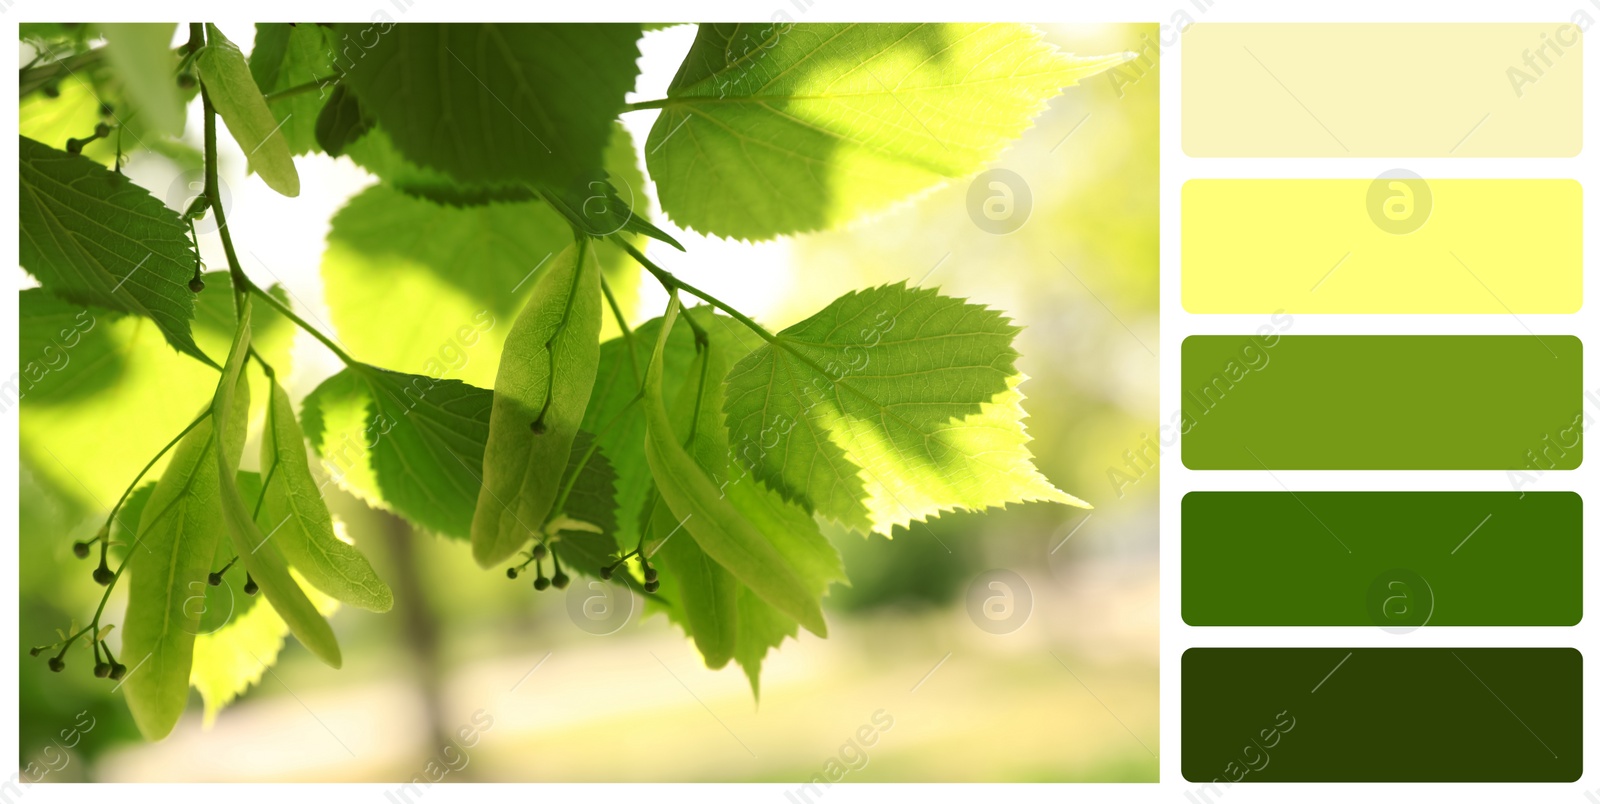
[
  {"left": 249, "top": 22, "right": 337, "bottom": 156},
  {"left": 262, "top": 378, "right": 393, "bottom": 612},
  {"left": 191, "top": 566, "right": 339, "bottom": 728},
  {"left": 18, "top": 272, "right": 291, "bottom": 514},
  {"left": 301, "top": 364, "right": 494, "bottom": 541},
  {"left": 724, "top": 282, "right": 1085, "bottom": 535},
  {"left": 196, "top": 24, "right": 300, "bottom": 196},
  {"left": 651, "top": 501, "right": 738, "bottom": 669},
  {"left": 579, "top": 315, "right": 698, "bottom": 550},
  {"left": 120, "top": 395, "right": 242, "bottom": 740},
  {"left": 473, "top": 241, "right": 604, "bottom": 568},
  {"left": 100, "top": 24, "right": 184, "bottom": 137},
  {"left": 646, "top": 23, "right": 1131, "bottom": 239},
  {"left": 642, "top": 296, "right": 826, "bottom": 636},
  {"left": 211, "top": 300, "right": 340, "bottom": 668},
  {"left": 18, "top": 135, "right": 207, "bottom": 364},
  {"left": 322, "top": 124, "right": 648, "bottom": 388},
  {"left": 338, "top": 23, "right": 643, "bottom": 189}
]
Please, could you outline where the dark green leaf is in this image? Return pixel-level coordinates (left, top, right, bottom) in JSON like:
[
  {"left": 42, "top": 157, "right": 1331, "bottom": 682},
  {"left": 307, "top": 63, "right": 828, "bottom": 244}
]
[
  {"left": 313, "top": 84, "right": 371, "bottom": 157},
  {"left": 250, "top": 23, "right": 338, "bottom": 156},
  {"left": 19, "top": 135, "right": 207, "bottom": 364},
  {"left": 339, "top": 23, "right": 643, "bottom": 189}
]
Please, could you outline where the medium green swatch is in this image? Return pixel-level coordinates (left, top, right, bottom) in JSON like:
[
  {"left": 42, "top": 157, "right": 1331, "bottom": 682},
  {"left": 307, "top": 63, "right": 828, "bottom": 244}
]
[
  {"left": 1181, "top": 335, "right": 1583, "bottom": 469},
  {"left": 1183, "top": 648, "right": 1582, "bottom": 782},
  {"left": 1183, "top": 492, "right": 1581, "bottom": 626}
]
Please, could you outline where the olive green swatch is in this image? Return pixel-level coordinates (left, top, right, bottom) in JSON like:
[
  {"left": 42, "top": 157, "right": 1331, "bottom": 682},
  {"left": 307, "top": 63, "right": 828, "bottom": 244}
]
[
  {"left": 1183, "top": 648, "right": 1582, "bottom": 782},
  {"left": 1181, "top": 335, "right": 1584, "bottom": 469},
  {"left": 1182, "top": 491, "right": 1581, "bottom": 625}
]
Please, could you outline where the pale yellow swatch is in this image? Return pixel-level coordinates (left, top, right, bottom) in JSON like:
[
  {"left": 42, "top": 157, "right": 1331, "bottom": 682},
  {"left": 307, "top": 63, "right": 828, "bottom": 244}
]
[
  {"left": 1183, "top": 23, "right": 1582, "bottom": 156},
  {"left": 1182, "top": 179, "right": 1583, "bottom": 313}
]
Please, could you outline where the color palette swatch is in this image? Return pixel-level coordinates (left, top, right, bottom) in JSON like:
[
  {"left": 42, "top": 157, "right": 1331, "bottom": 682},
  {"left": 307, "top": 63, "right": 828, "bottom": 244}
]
[
  {"left": 1183, "top": 23, "right": 1583, "bottom": 157},
  {"left": 1182, "top": 179, "right": 1583, "bottom": 314},
  {"left": 1177, "top": 21, "right": 1585, "bottom": 787},
  {"left": 1181, "top": 335, "right": 1582, "bottom": 470},
  {"left": 1182, "top": 492, "right": 1582, "bottom": 626},
  {"left": 1182, "top": 648, "right": 1582, "bottom": 782}
]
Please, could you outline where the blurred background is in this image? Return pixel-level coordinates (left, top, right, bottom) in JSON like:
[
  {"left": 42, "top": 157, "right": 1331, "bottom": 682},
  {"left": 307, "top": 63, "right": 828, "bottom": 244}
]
[{"left": 16, "top": 22, "right": 1158, "bottom": 782}]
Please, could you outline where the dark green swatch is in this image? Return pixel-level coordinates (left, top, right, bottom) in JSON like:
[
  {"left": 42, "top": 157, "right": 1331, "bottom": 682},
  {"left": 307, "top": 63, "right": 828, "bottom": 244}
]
[
  {"left": 1183, "top": 492, "right": 1582, "bottom": 626},
  {"left": 1181, "top": 335, "right": 1583, "bottom": 469},
  {"left": 1183, "top": 648, "right": 1582, "bottom": 782}
]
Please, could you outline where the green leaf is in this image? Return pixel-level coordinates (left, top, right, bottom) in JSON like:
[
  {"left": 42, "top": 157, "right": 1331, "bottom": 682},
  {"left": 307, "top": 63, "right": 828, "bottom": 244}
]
[
  {"left": 210, "top": 300, "right": 341, "bottom": 668},
  {"left": 262, "top": 377, "right": 393, "bottom": 612},
  {"left": 120, "top": 394, "right": 244, "bottom": 740},
  {"left": 196, "top": 24, "right": 300, "bottom": 196},
  {"left": 642, "top": 296, "right": 826, "bottom": 636},
  {"left": 321, "top": 124, "right": 648, "bottom": 388},
  {"left": 646, "top": 23, "right": 1131, "bottom": 240},
  {"left": 191, "top": 565, "right": 338, "bottom": 728},
  {"left": 580, "top": 316, "right": 698, "bottom": 550},
  {"left": 338, "top": 23, "right": 643, "bottom": 190},
  {"left": 18, "top": 135, "right": 207, "bottom": 365},
  {"left": 16, "top": 288, "right": 126, "bottom": 404},
  {"left": 18, "top": 272, "right": 292, "bottom": 515},
  {"left": 546, "top": 430, "right": 621, "bottom": 578},
  {"left": 651, "top": 501, "right": 738, "bottom": 668},
  {"left": 313, "top": 84, "right": 371, "bottom": 157},
  {"left": 473, "top": 241, "right": 604, "bottom": 568},
  {"left": 301, "top": 365, "right": 494, "bottom": 541},
  {"left": 100, "top": 24, "right": 184, "bottom": 137},
  {"left": 723, "top": 282, "right": 1086, "bottom": 535},
  {"left": 249, "top": 23, "right": 337, "bottom": 156}
]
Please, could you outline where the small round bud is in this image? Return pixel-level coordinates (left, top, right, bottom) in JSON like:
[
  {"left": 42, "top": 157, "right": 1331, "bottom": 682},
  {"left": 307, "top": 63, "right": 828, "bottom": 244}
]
[
  {"left": 65, "top": 138, "right": 83, "bottom": 155},
  {"left": 29, "top": 647, "right": 43, "bottom": 657},
  {"left": 243, "top": 578, "right": 259, "bottom": 595},
  {"left": 177, "top": 72, "right": 196, "bottom": 89},
  {"left": 94, "top": 662, "right": 111, "bottom": 679},
  {"left": 207, "top": 572, "right": 222, "bottom": 586},
  {"left": 644, "top": 566, "right": 658, "bottom": 583},
  {"left": 189, "top": 276, "right": 206, "bottom": 293},
  {"left": 43, "top": 84, "right": 60, "bottom": 98},
  {"left": 552, "top": 572, "right": 569, "bottom": 590},
  {"left": 99, "top": 101, "right": 114, "bottom": 117},
  {"left": 94, "top": 122, "right": 111, "bottom": 138},
  {"left": 644, "top": 579, "right": 660, "bottom": 594},
  {"left": 48, "top": 657, "right": 65, "bottom": 673},
  {"left": 505, "top": 567, "right": 520, "bottom": 579},
  {"left": 73, "top": 541, "right": 90, "bottom": 559},
  {"left": 599, "top": 565, "right": 613, "bottom": 580},
  {"left": 533, "top": 577, "right": 550, "bottom": 591},
  {"left": 530, "top": 419, "right": 548, "bottom": 434},
  {"left": 532, "top": 544, "right": 548, "bottom": 561},
  {"left": 93, "top": 565, "right": 115, "bottom": 586},
  {"left": 109, "top": 663, "right": 127, "bottom": 681}
]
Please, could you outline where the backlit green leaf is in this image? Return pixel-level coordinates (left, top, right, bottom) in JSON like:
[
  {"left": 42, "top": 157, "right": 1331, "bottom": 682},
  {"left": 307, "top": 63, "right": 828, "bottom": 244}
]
[
  {"left": 723, "top": 282, "right": 1086, "bottom": 535},
  {"left": 100, "top": 24, "right": 184, "bottom": 137},
  {"left": 313, "top": 84, "right": 370, "bottom": 157},
  {"left": 249, "top": 23, "right": 337, "bottom": 156},
  {"left": 18, "top": 135, "right": 207, "bottom": 364},
  {"left": 642, "top": 296, "right": 826, "bottom": 636},
  {"left": 651, "top": 501, "right": 738, "bottom": 668},
  {"left": 211, "top": 300, "right": 340, "bottom": 668},
  {"left": 338, "top": 23, "right": 643, "bottom": 189},
  {"left": 646, "top": 23, "right": 1131, "bottom": 239},
  {"left": 196, "top": 24, "right": 300, "bottom": 196},
  {"left": 262, "top": 377, "right": 393, "bottom": 612},
  {"left": 473, "top": 241, "right": 604, "bottom": 568},
  {"left": 545, "top": 430, "right": 621, "bottom": 578}
]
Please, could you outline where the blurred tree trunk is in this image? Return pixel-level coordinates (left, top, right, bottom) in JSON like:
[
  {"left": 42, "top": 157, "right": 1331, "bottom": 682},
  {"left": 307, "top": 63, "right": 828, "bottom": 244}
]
[{"left": 378, "top": 510, "right": 453, "bottom": 760}]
